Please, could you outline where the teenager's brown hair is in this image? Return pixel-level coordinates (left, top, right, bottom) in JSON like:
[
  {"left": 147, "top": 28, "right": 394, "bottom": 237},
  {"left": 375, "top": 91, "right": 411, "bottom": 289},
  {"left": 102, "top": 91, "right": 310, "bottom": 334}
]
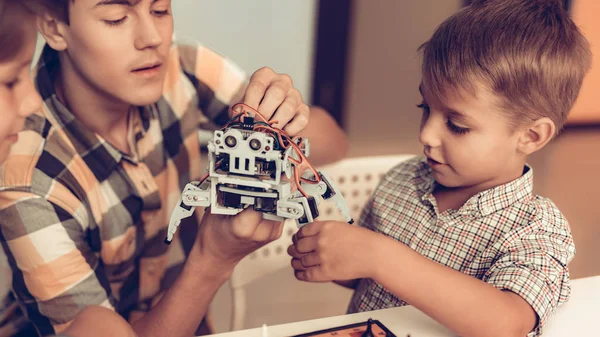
[{"left": 420, "top": 0, "right": 592, "bottom": 133}]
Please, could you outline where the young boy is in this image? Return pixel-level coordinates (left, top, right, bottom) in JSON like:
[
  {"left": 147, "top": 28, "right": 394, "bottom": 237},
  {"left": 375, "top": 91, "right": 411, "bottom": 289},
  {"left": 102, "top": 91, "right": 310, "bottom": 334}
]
[
  {"left": 0, "top": 0, "right": 347, "bottom": 336},
  {"left": 289, "top": 1, "right": 591, "bottom": 336}
]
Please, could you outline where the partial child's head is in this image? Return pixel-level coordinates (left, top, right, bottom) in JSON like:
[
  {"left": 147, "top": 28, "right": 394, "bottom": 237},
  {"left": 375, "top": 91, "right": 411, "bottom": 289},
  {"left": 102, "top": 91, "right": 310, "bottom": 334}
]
[
  {"left": 35, "top": 0, "right": 174, "bottom": 106},
  {"left": 0, "top": 0, "right": 42, "bottom": 163},
  {"left": 417, "top": 0, "right": 591, "bottom": 189}
]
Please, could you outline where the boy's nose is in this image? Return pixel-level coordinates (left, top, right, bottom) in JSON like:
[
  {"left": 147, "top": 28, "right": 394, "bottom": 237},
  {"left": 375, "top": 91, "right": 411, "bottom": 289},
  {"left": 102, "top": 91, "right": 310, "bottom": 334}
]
[{"left": 418, "top": 118, "right": 442, "bottom": 148}]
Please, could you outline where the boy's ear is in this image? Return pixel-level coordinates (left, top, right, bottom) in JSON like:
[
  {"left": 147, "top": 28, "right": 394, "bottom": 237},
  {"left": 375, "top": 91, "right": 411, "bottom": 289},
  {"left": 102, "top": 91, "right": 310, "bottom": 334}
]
[
  {"left": 517, "top": 117, "right": 556, "bottom": 155},
  {"left": 37, "top": 13, "right": 69, "bottom": 51}
]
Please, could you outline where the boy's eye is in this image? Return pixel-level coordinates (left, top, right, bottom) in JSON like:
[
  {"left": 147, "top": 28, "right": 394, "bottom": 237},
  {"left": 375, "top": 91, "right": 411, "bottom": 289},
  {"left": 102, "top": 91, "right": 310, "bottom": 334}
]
[
  {"left": 416, "top": 103, "right": 430, "bottom": 113},
  {"left": 416, "top": 103, "right": 431, "bottom": 120},
  {"left": 446, "top": 119, "right": 470, "bottom": 135},
  {"left": 104, "top": 17, "right": 127, "bottom": 26}
]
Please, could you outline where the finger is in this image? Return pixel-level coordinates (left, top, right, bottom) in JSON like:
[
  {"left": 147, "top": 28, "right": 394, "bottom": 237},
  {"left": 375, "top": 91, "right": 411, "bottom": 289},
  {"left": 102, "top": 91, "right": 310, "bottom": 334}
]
[
  {"left": 295, "top": 267, "right": 329, "bottom": 283},
  {"left": 297, "top": 221, "right": 322, "bottom": 239},
  {"left": 267, "top": 220, "right": 285, "bottom": 241},
  {"left": 257, "top": 81, "right": 291, "bottom": 120},
  {"left": 287, "top": 244, "right": 304, "bottom": 259},
  {"left": 283, "top": 103, "right": 310, "bottom": 136},
  {"left": 231, "top": 208, "right": 264, "bottom": 240},
  {"left": 301, "top": 252, "right": 322, "bottom": 268},
  {"left": 270, "top": 89, "right": 302, "bottom": 129},
  {"left": 252, "top": 219, "right": 281, "bottom": 242},
  {"left": 295, "top": 235, "right": 319, "bottom": 254},
  {"left": 292, "top": 252, "right": 321, "bottom": 269},
  {"left": 242, "top": 67, "right": 275, "bottom": 110},
  {"left": 291, "top": 258, "right": 308, "bottom": 271}
]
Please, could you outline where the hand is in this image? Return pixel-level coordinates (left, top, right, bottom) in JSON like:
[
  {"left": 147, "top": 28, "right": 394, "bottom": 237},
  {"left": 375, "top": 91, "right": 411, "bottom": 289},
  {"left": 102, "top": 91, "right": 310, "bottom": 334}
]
[
  {"left": 241, "top": 67, "right": 310, "bottom": 136},
  {"left": 196, "top": 208, "right": 284, "bottom": 268},
  {"left": 287, "top": 221, "right": 381, "bottom": 282}
]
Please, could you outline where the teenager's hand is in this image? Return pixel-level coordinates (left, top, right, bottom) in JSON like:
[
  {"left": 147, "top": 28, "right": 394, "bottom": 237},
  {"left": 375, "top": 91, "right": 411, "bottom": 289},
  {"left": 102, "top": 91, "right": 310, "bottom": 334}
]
[
  {"left": 196, "top": 208, "right": 284, "bottom": 269},
  {"left": 241, "top": 67, "right": 310, "bottom": 136}
]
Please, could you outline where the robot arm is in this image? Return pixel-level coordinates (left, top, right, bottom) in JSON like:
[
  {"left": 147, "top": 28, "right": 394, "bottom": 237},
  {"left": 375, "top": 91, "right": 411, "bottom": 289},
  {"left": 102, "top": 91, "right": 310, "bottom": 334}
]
[
  {"left": 164, "top": 181, "right": 211, "bottom": 245},
  {"left": 295, "top": 171, "right": 354, "bottom": 226},
  {"left": 318, "top": 171, "right": 354, "bottom": 224}
]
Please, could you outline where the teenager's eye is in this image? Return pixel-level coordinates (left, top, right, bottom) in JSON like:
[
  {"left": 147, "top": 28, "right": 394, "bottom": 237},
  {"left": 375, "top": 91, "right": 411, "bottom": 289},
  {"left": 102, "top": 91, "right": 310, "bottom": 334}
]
[
  {"left": 152, "top": 10, "right": 170, "bottom": 16},
  {"left": 104, "top": 17, "right": 127, "bottom": 26},
  {"left": 446, "top": 119, "right": 470, "bottom": 135}
]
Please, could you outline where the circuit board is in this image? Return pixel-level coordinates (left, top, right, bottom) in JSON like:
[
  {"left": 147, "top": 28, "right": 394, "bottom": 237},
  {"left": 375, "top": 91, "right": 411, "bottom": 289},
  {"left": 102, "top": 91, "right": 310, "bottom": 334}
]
[{"left": 292, "top": 319, "right": 396, "bottom": 337}]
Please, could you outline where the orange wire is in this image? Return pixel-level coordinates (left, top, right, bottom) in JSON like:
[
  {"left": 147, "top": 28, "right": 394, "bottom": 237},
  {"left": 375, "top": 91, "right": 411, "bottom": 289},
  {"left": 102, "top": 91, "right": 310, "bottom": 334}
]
[{"left": 226, "top": 103, "right": 322, "bottom": 197}]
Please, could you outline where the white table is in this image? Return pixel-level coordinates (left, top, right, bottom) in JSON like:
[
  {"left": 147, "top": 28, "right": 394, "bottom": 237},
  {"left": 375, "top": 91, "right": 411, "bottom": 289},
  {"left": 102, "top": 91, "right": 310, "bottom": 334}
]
[{"left": 210, "top": 275, "right": 600, "bottom": 337}]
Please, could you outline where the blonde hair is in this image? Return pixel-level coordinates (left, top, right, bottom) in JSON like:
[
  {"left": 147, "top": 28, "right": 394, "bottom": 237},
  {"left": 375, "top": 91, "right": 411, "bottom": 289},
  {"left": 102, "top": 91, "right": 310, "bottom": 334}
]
[{"left": 420, "top": 0, "right": 592, "bottom": 133}]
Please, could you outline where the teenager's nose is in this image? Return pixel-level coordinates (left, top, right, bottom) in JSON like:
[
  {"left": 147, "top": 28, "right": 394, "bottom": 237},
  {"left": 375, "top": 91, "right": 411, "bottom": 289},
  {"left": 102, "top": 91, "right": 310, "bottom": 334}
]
[{"left": 134, "top": 15, "right": 163, "bottom": 50}]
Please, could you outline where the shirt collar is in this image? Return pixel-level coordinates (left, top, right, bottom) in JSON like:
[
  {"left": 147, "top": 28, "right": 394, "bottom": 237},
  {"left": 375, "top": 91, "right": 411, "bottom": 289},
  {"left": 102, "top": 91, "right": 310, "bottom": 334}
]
[
  {"left": 34, "top": 45, "right": 156, "bottom": 181},
  {"left": 415, "top": 158, "right": 534, "bottom": 216}
]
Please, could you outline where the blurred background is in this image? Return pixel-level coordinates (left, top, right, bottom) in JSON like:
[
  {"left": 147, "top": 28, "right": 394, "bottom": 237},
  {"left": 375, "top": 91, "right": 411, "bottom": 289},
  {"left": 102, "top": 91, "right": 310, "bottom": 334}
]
[
  {"left": 166, "top": 0, "right": 600, "bottom": 333},
  {"left": 15, "top": 0, "right": 598, "bottom": 334}
]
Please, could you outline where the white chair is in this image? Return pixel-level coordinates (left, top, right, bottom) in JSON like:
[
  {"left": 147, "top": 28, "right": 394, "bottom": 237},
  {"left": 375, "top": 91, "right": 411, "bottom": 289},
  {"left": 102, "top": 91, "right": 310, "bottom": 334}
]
[{"left": 228, "top": 154, "right": 415, "bottom": 331}]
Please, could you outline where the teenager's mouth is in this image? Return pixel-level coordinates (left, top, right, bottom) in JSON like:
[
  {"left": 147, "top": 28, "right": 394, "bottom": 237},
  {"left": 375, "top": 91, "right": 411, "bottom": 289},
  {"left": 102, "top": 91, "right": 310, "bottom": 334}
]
[{"left": 132, "top": 62, "right": 163, "bottom": 76}]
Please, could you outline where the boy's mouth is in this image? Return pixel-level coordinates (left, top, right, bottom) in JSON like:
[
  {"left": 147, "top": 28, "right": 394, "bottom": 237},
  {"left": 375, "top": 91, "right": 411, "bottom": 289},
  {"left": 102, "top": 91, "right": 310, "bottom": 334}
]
[{"left": 425, "top": 154, "right": 445, "bottom": 167}]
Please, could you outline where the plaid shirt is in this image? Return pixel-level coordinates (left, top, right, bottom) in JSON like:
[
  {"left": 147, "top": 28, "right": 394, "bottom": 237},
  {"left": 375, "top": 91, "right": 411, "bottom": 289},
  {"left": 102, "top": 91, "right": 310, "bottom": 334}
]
[
  {"left": 348, "top": 157, "right": 575, "bottom": 337},
  {"left": 0, "top": 43, "right": 246, "bottom": 336}
]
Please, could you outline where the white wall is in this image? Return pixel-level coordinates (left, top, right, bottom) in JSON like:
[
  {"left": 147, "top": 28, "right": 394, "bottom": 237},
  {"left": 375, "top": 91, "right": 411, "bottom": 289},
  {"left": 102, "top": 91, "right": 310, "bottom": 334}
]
[
  {"left": 172, "top": 0, "right": 318, "bottom": 101},
  {"left": 344, "top": 0, "right": 463, "bottom": 157}
]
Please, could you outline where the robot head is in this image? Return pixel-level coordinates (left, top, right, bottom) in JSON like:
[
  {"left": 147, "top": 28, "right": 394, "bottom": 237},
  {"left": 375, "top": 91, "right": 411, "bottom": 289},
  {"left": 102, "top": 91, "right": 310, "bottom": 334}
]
[{"left": 211, "top": 127, "right": 281, "bottom": 177}]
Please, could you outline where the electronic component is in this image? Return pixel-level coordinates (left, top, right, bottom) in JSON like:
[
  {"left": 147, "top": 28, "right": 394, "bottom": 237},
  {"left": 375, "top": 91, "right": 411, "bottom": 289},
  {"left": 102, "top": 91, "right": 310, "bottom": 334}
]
[{"left": 165, "top": 103, "right": 353, "bottom": 244}]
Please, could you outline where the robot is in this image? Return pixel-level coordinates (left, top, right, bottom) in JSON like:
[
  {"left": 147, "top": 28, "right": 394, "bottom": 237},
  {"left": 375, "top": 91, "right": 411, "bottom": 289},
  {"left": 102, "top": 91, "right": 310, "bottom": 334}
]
[{"left": 164, "top": 103, "right": 353, "bottom": 245}]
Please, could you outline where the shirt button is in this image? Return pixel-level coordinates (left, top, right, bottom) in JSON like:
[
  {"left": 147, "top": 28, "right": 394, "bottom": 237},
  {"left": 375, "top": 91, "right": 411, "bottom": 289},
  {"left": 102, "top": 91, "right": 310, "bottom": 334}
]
[{"left": 481, "top": 205, "right": 492, "bottom": 214}]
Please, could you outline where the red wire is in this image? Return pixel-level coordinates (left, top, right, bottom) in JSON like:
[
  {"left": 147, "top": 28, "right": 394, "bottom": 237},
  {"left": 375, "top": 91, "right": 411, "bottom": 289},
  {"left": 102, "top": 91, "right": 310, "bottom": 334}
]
[{"left": 226, "top": 103, "right": 321, "bottom": 197}]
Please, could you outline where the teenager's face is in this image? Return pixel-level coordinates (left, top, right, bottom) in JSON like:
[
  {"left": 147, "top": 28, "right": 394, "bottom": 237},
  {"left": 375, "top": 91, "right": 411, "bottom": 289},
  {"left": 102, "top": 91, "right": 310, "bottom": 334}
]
[
  {"left": 0, "top": 6, "right": 41, "bottom": 163},
  {"left": 62, "top": 0, "right": 173, "bottom": 106}
]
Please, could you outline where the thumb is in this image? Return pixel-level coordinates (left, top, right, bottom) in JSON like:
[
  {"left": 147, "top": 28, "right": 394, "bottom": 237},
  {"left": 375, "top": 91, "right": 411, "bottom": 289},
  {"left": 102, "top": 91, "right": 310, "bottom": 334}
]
[{"left": 230, "top": 207, "right": 264, "bottom": 239}]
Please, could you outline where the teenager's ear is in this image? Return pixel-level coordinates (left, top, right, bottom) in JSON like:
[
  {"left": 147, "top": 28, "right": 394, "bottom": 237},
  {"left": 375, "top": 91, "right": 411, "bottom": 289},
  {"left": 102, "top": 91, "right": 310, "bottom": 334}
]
[
  {"left": 37, "top": 12, "right": 69, "bottom": 51},
  {"left": 517, "top": 117, "right": 556, "bottom": 155}
]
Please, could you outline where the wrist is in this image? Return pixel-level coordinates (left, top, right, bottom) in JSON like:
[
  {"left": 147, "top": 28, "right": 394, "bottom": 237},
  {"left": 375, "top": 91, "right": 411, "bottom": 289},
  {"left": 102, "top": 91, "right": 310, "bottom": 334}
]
[
  {"left": 185, "top": 241, "right": 236, "bottom": 282},
  {"left": 369, "top": 234, "right": 405, "bottom": 282}
]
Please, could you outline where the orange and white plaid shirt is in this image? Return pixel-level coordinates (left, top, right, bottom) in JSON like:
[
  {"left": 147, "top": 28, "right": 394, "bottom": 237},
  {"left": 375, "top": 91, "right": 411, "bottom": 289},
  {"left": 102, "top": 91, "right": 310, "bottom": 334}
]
[
  {"left": 348, "top": 157, "right": 575, "bottom": 337},
  {"left": 0, "top": 43, "right": 247, "bottom": 336}
]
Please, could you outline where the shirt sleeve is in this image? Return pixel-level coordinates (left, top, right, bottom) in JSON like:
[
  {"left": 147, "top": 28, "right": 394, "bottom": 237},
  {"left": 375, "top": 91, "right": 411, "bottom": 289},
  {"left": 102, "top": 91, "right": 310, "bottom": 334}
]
[
  {"left": 0, "top": 190, "right": 114, "bottom": 335},
  {"left": 482, "top": 215, "right": 575, "bottom": 337},
  {"left": 173, "top": 43, "right": 248, "bottom": 127}
]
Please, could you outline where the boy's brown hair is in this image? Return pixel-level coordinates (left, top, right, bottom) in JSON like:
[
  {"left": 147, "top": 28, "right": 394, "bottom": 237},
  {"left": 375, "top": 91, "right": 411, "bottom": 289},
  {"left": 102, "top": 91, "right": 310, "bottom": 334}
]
[
  {"left": 0, "top": 0, "right": 35, "bottom": 61},
  {"left": 420, "top": 0, "right": 592, "bottom": 134}
]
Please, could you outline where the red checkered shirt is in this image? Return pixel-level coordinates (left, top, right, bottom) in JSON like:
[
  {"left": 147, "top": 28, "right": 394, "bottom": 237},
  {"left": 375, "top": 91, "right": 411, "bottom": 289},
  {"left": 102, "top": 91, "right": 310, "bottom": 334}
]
[{"left": 348, "top": 157, "right": 575, "bottom": 337}]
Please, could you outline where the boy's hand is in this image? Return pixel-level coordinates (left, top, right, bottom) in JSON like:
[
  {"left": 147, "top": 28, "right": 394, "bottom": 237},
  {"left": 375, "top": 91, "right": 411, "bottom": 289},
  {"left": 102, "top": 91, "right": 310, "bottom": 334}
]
[
  {"left": 196, "top": 208, "right": 284, "bottom": 269},
  {"left": 287, "top": 221, "right": 381, "bottom": 282},
  {"left": 242, "top": 67, "right": 310, "bottom": 136}
]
